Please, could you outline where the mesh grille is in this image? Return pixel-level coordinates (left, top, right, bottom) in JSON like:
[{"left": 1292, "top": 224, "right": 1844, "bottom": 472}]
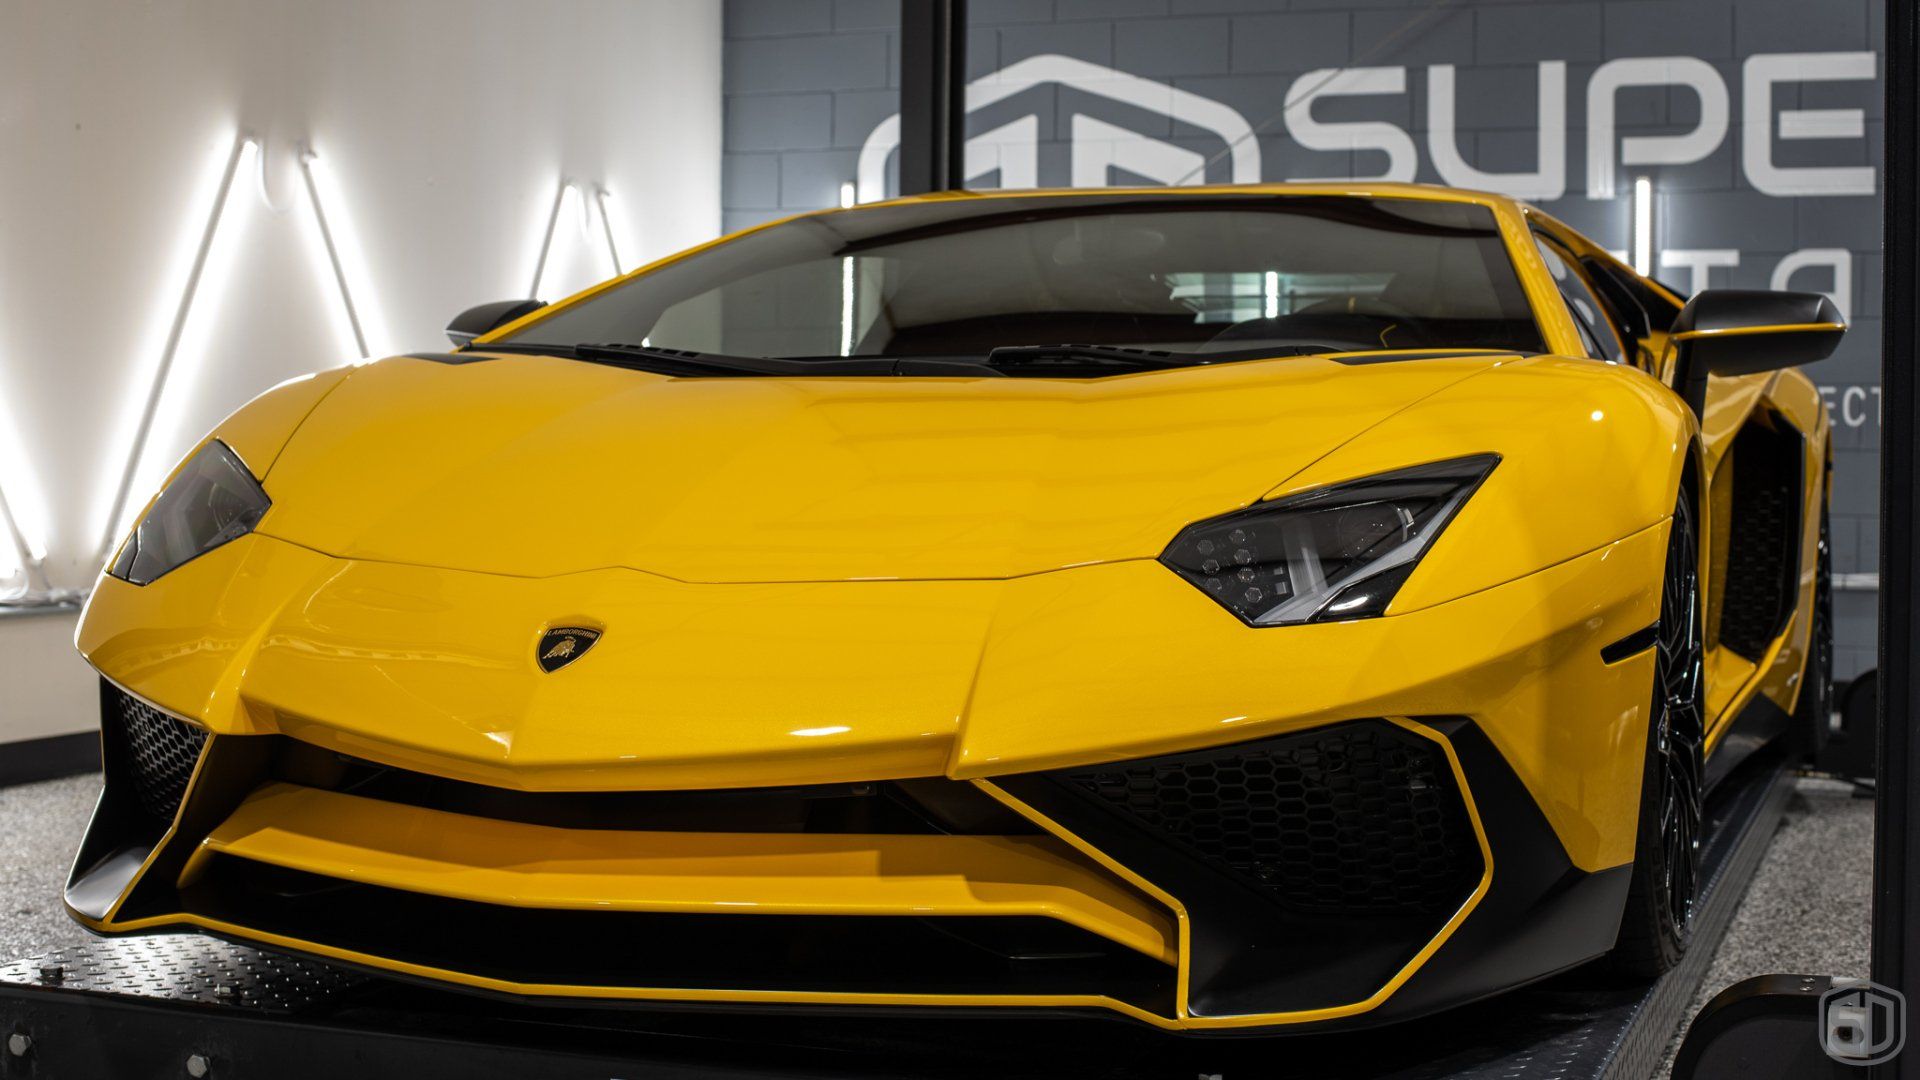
[
  {"left": 104, "top": 684, "right": 208, "bottom": 822},
  {"left": 1718, "top": 418, "right": 1803, "bottom": 660},
  {"left": 1719, "top": 470, "right": 1796, "bottom": 657},
  {"left": 1064, "top": 720, "right": 1480, "bottom": 916}
]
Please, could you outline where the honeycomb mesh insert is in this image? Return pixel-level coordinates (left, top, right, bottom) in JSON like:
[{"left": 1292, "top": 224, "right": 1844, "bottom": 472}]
[
  {"left": 1064, "top": 720, "right": 1481, "bottom": 916},
  {"left": 105, "top": 683, "right": 208, "bottom": 822},
  {"left": 1718, "top": 468, "right": 1796, "bottom": 658}
]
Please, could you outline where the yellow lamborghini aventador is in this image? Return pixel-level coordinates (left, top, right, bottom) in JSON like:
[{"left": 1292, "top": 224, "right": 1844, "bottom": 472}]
[{"left": 69, "top": 184, "right": 1842, "bottom": 1032}]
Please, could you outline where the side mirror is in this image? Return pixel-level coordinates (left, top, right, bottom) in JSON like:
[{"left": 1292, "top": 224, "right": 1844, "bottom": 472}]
[
  {"left": 1668, "top": 289, "right": 1845, "bottom": 417},
  {"left": 445, "top": 299, "right": 545, "bottom": 348}
]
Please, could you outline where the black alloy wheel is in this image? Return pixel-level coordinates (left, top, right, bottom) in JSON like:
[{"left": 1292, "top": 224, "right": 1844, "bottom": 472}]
[{"left": 1611, "top": 493, "right": 1706, "bottom": 976}]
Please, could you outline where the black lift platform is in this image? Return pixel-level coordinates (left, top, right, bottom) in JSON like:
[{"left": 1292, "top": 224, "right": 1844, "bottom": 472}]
[{"left": 0, "top": 758, "right": 1793, "bottom": 1080}]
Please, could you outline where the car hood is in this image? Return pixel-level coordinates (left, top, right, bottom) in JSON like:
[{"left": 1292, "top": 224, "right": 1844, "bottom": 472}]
[{"left": 254, "top": 351, "right": 1504, "bottom": 582}]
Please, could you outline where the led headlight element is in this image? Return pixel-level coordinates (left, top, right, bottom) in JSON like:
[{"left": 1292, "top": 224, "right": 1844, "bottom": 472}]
[
  {"left": 109, "top": 440, "right": 270, "bottom": 586},
  {"left": 1160, "top": 455, "right": 1499, "bottom": 626}
]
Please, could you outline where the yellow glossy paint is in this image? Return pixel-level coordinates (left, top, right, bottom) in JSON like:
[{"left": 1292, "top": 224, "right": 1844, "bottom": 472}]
[
  {"left": 82, "top": 524, "right": 1659, "bottom": 870},
  {"left": 1524, "top": 203, "right": 1830, "bottom": 752},
  {"left": 1669, "top": 321, "right": 1848, "bottom": 343},
  {"left": 74, "top": 182, "right": 1836, "bottom": 1027},
  {"left": 251, "top": 349, "right": 1500, "bottom": 581},
  {"left": 191, "top": 782, "right": 1178, "bottom": 964}
]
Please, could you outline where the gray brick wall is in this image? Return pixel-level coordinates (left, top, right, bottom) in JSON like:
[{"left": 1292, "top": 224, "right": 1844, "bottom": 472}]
[{"left": 724, "top": 0, "right": 1885, "bottom": 676}]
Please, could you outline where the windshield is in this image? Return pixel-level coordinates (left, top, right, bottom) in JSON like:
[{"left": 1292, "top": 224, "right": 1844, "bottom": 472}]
[{"left": 495, "top": 194, "right": 1547, "bottom": 366}]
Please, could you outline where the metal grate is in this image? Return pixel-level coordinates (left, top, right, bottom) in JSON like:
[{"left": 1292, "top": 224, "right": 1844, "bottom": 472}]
[
  {"left": 1718, "top": 420, "right": 1803, "bottom": 660},
  {"left": 104, "top": 682, "right": 208, "bottom": 823},
  {"left": 1719, "top": 475, "right": 1796, "bottom": 657},
  {"left": 1065, "top": 720, "right": 1481, "bottom": 916},
  {"left": 0, "top": 936, "right": 367, "bottom": 1013}
]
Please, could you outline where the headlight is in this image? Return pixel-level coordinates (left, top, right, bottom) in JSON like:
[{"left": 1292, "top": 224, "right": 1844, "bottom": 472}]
[
  {"left": 109, "top": 440, "right": 270, "bottom": 585},
  {"left": 1160, "top": 455, "right": 1498, "bottom": 626}
]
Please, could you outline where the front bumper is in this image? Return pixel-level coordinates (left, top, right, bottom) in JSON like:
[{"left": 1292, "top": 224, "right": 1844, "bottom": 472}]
[
  {"left": 69, "top": 706, "right": 1632, "bottom": 1033},
  {"left": 69, "top": 522, "right": 1666, "bottom": 1031}
]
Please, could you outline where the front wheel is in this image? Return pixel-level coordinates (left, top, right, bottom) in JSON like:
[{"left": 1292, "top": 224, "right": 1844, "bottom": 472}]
[{"left": 1609, "top": 494, "right": 1706, "bottom": 978}]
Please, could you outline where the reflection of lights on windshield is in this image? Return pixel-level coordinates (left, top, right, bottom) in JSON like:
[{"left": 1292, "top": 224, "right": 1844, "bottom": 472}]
[
  {"left": 1264, "top": 270, "right": 1280, "bottom": 319},
  {"left": 840, "top": 256, "right": 856, "bottom": 356},
  {"left": 838, "top": 181, "right": 856, "bottom": 209}
]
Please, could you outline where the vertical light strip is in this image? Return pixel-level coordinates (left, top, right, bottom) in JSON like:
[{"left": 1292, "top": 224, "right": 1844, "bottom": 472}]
[
  {"left": 838, "top": 181, "right": 857, "bottom": 210},
  {"left": 528, "top": 180, "right": 574, "bottom": 298},
  {"left": 1631, "top": 175, "right": 1654, "bottom": 276},
  {"left": 593, "top": 188, "right": 623, "bottom": 276},
  {"left": 0, "top": 391, "right": 51, "bottom": 590},
  {"left": 0, "top": 495, "right": 26, "bottom": 590},
  {"left": 0, "top": 502, "right": 26, "bottom": 597},
  {"left": 1263, "top": 270, "right": 1280, "bottom": 319},
  {"left": 98, "top": 133, "right": 256, "bottom": 560},
  {"left": 840, "top": 257, "right": 856, "bottom": 356},
  {"left": 298, "top": 148, "right": 368, "bottom": 359},
  {"left": 0, "top": 429, "right": 49, "bottom": 593},
  {"left": 528, "top": 180, "right": 625, "bottom": 300}
]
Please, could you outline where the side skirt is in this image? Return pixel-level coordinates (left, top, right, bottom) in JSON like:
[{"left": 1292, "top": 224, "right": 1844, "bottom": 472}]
[{"left": 1706, "top": 694, "right": 1793, "bottom": 793}]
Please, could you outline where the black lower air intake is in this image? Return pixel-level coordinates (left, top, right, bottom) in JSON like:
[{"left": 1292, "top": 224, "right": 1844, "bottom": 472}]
[
  {"left": 1059, "top": 719, "right": 1481, "bottom": 917},
  {"left": 102, "top": 681, "right": 208, "bottom": 823},
  {"left": 982, "top": 720, "right": 1630, "bottom": 1022}
]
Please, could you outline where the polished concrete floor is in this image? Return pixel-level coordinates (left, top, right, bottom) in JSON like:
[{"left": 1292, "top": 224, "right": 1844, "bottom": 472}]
[{"left": 0, "top": 772, "right": 1875, "bottom": 1078}]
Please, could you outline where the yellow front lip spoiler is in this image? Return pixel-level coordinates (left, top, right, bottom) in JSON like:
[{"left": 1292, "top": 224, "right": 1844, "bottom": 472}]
[
  {"left": 184, "top": 782, "right": 1177, "bottom": 966},
  {"left": 79, "top": 911, "right": 1183, "bottom": 1028}
]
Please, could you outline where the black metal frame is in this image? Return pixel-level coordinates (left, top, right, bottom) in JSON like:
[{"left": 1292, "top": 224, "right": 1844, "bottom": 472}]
[
  {"left": 1874, "top": 0, "right": 1917, "bottom": 1074},
  {"left": 895, "top": 0, "right": 967, "bottom": 196}
]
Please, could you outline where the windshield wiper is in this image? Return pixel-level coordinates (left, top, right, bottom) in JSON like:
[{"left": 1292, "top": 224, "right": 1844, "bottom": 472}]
[
  {"left": 571, "top": 343, "right": 900, "bottom": 377},
  {"left": 471, "top": 341, "right": 1011, "bottom": 378},
  {"left": 985, "top": 344, "right": 1186, "bottom": 370},
  {"left": 471, "top": 340, "right": 1361, "bottom": 379}
]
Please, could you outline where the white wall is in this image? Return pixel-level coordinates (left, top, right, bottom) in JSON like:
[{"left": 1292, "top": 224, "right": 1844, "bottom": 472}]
[{"left": 0, "top": 0, "right": 725, "bottom": 742}]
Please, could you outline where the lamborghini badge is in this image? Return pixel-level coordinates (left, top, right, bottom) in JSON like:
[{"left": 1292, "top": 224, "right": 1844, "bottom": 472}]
[{"left": 537, "top": 626, "right": 601, "bottom": 672}]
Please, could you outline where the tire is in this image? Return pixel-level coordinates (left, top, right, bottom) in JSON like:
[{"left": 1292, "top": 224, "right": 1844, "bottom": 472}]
[
  {"left": 1793, "top": 492, "right": 1834, "bottom": 762},
  {"left": 1609, "top": 494, "right": 1706, "bottom": 978}
]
